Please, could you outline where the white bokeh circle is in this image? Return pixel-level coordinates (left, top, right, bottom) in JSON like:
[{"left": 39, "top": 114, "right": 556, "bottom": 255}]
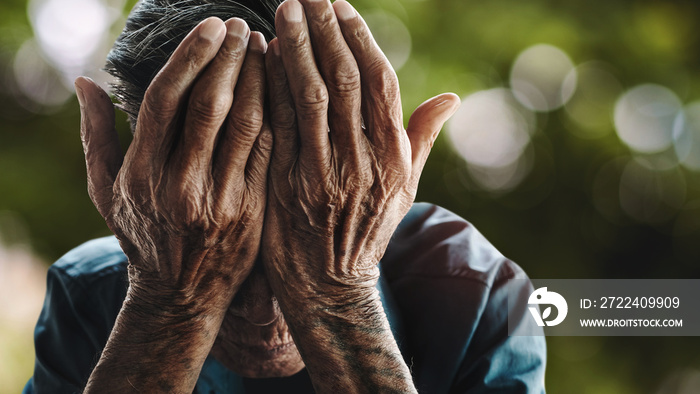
[
  {"left": 363, "top": 11, "right": 412, "bottom": 71},
  {"left": 448, "top": 88, "right": 535, "bottom": 169},
  {"left": 614, "top": 84, "right": 682, "bottom": 154},
  {"left": 510, "top": 44, "right": 577, "bottom": 112}
]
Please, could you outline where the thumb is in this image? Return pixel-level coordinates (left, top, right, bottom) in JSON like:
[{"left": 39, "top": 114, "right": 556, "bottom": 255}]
[
  {"left": 406, "top": 92, "right": 461, "bottom": 186},
  {"left": 75, "top": 76, "right": 123, "bottom": 219}
]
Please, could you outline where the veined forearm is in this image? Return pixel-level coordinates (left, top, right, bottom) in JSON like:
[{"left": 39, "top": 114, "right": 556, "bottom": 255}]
[
  {"left": 84, "top": 289, "right": 227, "bottom": 393},
  {"left": 279, "top": 288, "right": 417, "bottom": 394}
]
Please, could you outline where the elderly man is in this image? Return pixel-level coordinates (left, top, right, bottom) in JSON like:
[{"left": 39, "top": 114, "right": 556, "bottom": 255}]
[{"left": 25, "top": 0, "right": 546, "bottom": 392}]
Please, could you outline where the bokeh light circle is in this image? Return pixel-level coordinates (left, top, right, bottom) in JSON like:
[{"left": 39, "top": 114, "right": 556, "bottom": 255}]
[
  {"left": 465, "top": 146, "right": 534, "bottom": 193},
  {"left": 29, "top": 0, "right": 110, "bottom": 71},
  {"left": 363, "top": 11, "right": 412, "bottom": 71},
  {"left": 672, "top": 102, "right": 700, "bottom": 171},
  {"left": 447, "top": 88, "right": 535, "bottom": 169},
  {"left": 510, "top": 44, "right": 577, "bottom": 112},
  {"left": 13, "top": 39, "right": 73, "bottom": 107},
  {"left": 614, "top": 84, "right": 682, "bottom": 153}
]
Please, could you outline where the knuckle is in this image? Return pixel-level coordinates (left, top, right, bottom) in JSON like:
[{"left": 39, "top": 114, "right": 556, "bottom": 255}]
[
  {"left": 317, "top": 6, "right": 335, "bottom": 25},
  {"left": 142, "top": 84, "right": 179, "bottom": 118},
  {"left": 310, "top": 8, "right": 335, "bottom": 30},
  {"left": 282, "top": 32, "right": 308, "bottom": 52},
  {"left": 220, "top": 37, "right": 247, "bottom": 61},
  {"left": 230, "top": 109, "right": 263, "bottom": 137},
  {"left": 297, "top": 83, "right": 329, "bottom": 114},
  {"left": 328, "top": 61, "right": 361, "bottom": 95},
  {"left": 189, "top": 92, "right": 232, "bottom": 123},
  {"left": 368, "top": 60, "right": 399, "bottom": 97}
]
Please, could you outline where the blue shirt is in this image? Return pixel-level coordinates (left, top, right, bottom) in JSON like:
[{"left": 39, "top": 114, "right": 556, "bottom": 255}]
[{"left": 24, "top": 203, "right": 546, "bottom": 393}]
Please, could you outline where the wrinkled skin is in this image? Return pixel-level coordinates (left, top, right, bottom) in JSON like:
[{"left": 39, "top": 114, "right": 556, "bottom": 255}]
[
  {"left": 79, "top": 18, "right": 275, "bottom": 392},
  {"left": 264, "top": 0, "right": 437, "bottom": 296},
  {"left": 260, "top": 2, "right": 460, "bottom": 390},
  {"left": 76, "top": 0, "right": 459, "bottom": 392},
  {"left": 81, "top": 17, "right": 270, "bottom": 311}
]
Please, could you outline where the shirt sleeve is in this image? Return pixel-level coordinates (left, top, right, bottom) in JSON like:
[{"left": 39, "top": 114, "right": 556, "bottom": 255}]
[
  {"left": 24, "top": 239, "right": 128, "bottom": 394},
  {"left": 382, "top": 203, "right": 547, "bottom": 393},
  {"left": 449, "top": 263, "right": 547, "bottom": 394}
]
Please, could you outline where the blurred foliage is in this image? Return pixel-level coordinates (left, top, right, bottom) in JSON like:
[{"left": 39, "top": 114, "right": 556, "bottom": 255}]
[{"left": 2, "top": 0, "right": 700, "bottom": 393}]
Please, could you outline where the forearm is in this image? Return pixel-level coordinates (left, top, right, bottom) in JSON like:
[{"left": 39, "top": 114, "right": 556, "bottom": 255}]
[
  {"left": 275, "top": 283, "right": 417, "bottom": 393},
  {"left": 84, "top": 286, "right": 227, "bottom": 393}
]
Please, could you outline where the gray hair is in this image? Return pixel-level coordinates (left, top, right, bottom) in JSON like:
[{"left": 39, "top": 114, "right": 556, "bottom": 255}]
[{"left": 105, "top": 0, "right": 283, "bottom": 127}]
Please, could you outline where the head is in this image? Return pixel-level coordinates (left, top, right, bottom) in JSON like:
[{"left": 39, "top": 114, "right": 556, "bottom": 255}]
[
  {"left": 106, "top": 0, "right": 304, "bottom": 378},
  {"left": 106, "top": 0, "right": 282, "bottom": 128}
]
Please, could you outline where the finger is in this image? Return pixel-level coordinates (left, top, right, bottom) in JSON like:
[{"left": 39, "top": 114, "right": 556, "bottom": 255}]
[
  {"left": 174, "top": 18, "right": 250, "bottom": 184},
  {"left": 246, "top": 121, "right": 273, "bottom": 196},
  {"left": 299, "top": 0, "right": 362, "bottom": 163},
  {"left": 265, "top": 39, "right": 298, "bottom": 203},
  {"left": 213, "top": 30, "right": 265, "bottom": 197},
  {"left": 275, "top": 0, "right": 331, "bottom": 169},
  {"left": 126, "top": 17, "right": 226, "bottom": 176},
  {"left": 265, "top": 38, "right": 299, "bottom": 171},
  {"left": 406, "top": 93, "right": 461, "bottom": 188},
  {"left": 75, "top": 76, "right": 123, "bottom": 218},
  {"left": 333, "top": 0, "right": 403, "bottom": 154}
]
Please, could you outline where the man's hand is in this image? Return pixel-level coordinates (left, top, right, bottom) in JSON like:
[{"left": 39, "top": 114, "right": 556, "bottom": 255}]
[
  {"left": 263, "top": 0, "right": 459, "bottom": 391},
  {"left": 79, "top": 17, "right": 269, "bottom": 310},
  {"left": 76, "top": 17, "right": 270, "bottom": 393}
]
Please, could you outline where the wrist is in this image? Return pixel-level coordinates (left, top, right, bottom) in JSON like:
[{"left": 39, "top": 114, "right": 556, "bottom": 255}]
[
  {"left": 123, "top": 260, "right": 233, "bottom": 338},
  {"left": 126, "top": 251, "right": 251, "bottom": 312},
  {"left": 119, "top": 286, "right": 227, "bottom": 345},
  {"left": 264, "top": 251, "right": 381, "bottom": 299},
  {"left": 271, "top": 269, "right": 382, "bottom": 327}
]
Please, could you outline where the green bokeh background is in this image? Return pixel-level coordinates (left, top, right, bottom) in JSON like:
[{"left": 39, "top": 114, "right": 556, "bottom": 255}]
[{"left": 2, "top": 0, "right": 700, "bottom": 393}]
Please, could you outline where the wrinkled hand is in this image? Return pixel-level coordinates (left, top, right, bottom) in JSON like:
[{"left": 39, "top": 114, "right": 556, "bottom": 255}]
[
  {"left": 263, "top": 0, "right": 460, "bottom": 300},
  {"left": 76, "top": 17, "right": 271, "bottom": 311}
]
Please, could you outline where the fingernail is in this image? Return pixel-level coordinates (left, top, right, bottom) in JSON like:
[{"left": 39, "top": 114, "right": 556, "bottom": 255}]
[
  {"left": 226, "top": 18, "right": 249, "bottom": 39},
  {"left": 334, "top": 1, "right": 356, "bottom": 20},
  {"left": 250, "top": 32, "right": 268, "bottom": 54},
  {"left": 199, "top": 17, "right": 225, "bottom": 41},
  {"left": 283, "top": 0, "right": 303, "bottom": 23}
]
